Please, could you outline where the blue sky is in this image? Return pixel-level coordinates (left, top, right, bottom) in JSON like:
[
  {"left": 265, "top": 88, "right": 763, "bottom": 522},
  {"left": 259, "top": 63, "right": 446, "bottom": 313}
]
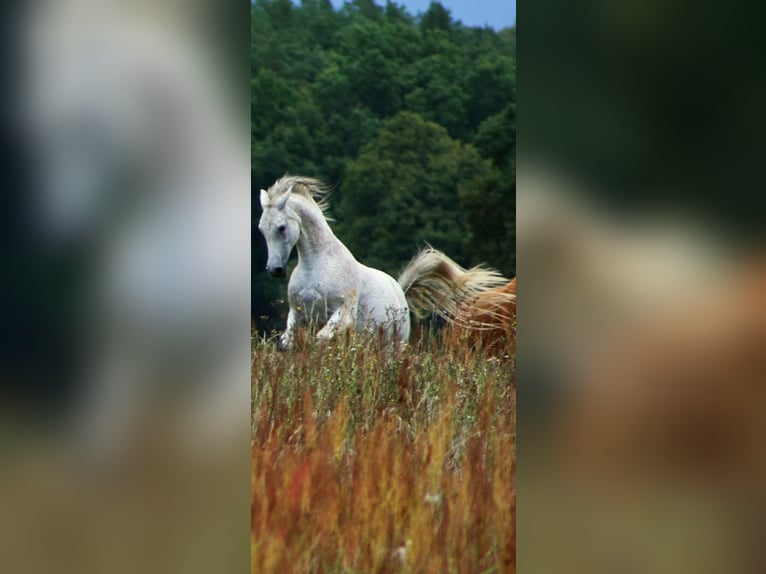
[{"left": 331, "top": 0, "right": 516, "bottom": 30}]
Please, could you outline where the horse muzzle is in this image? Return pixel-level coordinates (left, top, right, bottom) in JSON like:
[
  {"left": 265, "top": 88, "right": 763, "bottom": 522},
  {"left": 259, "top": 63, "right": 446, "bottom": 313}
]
[{"left": 267, "top": 265, "right": 286, "bottom": 278}]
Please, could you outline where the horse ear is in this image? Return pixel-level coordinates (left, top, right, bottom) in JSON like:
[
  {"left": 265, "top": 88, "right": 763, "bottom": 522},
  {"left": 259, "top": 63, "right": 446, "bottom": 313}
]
[
  {"left": 259, "top": 189, "right": 269, "bottom": 209},
  {"left": 275, "top": 188, "right": 291, "bottom": 210}
]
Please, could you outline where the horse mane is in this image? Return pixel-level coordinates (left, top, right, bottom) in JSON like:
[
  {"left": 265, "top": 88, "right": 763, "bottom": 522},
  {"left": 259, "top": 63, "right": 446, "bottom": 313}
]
[{"left": 267, "top": 175, "right": 333, "bottom": 219}]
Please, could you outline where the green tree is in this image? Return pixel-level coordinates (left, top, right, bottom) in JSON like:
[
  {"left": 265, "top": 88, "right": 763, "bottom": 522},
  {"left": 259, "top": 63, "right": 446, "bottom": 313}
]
[
  {"left": 420, "top": 2, "right": 453, "bottom": 34},
  {"left": 460, "top": 103, "right": 516, "bottom": 276},
  {"left": 335, "top": 112, "right": 494, "bottom": 274}
]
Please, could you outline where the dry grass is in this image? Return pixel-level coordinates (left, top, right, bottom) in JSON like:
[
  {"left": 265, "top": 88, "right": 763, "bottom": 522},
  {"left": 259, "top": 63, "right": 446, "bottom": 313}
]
[{"left": 251, "top": 331, "right": 516, "bottom": 573}]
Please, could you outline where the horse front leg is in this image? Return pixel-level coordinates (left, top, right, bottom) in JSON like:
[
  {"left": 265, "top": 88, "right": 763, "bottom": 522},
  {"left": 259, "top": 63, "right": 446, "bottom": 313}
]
[
  {"left": 279, "top": 308, "right": 298, "bottom": 350},
  {"left": 317, "top": 302, "right": 357, "bottom": 342}
]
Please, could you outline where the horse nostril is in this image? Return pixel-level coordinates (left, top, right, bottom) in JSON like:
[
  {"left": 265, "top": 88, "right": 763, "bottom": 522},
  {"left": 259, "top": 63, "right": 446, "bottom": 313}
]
[{"left": 271, "top": 266, "right": 285, "bottom": 278}]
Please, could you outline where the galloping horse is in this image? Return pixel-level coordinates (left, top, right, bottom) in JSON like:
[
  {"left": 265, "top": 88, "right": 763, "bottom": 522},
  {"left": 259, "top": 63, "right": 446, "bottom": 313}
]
[
  {"left": 258, "top": 175, "right": 506, "bottom": 348},
  {"left": 446, "top": 277, "right": 517, "bottom": 356}
]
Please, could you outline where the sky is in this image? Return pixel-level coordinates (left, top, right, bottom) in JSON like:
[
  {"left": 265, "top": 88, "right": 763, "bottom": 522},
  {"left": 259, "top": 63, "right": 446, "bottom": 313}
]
[{"left": 331, "top": 0, "right": 516, "bottom": 30}]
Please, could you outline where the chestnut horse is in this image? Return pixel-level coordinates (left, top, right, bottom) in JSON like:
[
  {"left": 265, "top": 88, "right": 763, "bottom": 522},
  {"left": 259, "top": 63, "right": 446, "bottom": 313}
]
[{"left": 445, "top": 277, "right": 516, "bottom": 356}]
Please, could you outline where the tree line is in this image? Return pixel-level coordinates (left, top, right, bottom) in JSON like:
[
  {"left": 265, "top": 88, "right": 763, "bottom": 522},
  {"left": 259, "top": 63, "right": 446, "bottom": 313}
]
[{"left": 252, "top": 0, "right": 515, "bottom": 331}]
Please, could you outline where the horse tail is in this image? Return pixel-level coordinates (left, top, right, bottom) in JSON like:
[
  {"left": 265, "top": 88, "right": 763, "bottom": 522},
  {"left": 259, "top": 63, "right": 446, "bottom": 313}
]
[{"left": 397, "top": 247, "right": 507, "bottom": 322}]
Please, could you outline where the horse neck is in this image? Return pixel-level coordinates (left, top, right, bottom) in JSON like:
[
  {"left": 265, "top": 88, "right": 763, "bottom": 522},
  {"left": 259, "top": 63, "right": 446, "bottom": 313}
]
[{"left": 291, "top": 198, "right": 348, "bottom": 265}]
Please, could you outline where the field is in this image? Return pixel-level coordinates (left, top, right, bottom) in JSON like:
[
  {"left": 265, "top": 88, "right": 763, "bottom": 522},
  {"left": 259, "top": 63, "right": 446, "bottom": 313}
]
[{"left": 251, "top": 330, "right": 516, "bottom": 573}]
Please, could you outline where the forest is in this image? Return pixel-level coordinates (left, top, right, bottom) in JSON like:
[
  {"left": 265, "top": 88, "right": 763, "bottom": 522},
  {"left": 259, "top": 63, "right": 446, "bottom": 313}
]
[{"left": 251, "top": 0, "right": 515, "bottom": 332}]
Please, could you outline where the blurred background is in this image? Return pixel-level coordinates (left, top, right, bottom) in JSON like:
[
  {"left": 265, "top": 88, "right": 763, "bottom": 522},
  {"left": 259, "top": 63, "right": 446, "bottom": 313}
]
[
  {"left": 1, "top": 1, "right": 250, "bottom": 572},
  {"left": 518, "top": 1, "right": 766, "bottom": 572}
]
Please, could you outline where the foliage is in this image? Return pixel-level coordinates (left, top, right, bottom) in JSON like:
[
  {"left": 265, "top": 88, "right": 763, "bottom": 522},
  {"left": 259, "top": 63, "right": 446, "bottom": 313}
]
[
  {"left": 252, "top": 0, "right": 516, "bottom": 330},
  {"left": 251, "top": 331, "right": 516, "bottom": 573},
  {"left": 335, "top": 111, "right": 493, "bottom": 274}
]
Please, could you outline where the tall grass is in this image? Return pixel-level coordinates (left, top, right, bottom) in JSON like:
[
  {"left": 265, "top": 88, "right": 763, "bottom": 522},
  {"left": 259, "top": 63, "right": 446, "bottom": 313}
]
[{"left": 251, "top": 331, "right": 516, "bottom": 573}]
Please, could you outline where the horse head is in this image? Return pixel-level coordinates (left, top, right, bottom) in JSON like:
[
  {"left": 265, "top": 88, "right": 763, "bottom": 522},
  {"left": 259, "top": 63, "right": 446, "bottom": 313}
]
[{"left": 258, "top": 185, "right": 299, "bottom": 278}]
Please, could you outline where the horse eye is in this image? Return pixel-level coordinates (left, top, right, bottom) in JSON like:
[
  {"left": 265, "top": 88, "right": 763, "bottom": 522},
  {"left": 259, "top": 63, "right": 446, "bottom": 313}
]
[{"left": 277, "top": 224, "right": 286, "bottom": 233}]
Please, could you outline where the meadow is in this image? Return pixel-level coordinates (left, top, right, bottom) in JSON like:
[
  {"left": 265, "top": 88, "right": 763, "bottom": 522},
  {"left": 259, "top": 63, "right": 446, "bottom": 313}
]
[{"left": 251, "top": 330, "right": 516, "bottom": 573}]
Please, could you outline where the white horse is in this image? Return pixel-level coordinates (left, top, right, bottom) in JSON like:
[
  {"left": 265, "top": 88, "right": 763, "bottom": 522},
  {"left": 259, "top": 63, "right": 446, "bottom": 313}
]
[{"left": 258, "top": 175, "right": 506, "bottom": 347}]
